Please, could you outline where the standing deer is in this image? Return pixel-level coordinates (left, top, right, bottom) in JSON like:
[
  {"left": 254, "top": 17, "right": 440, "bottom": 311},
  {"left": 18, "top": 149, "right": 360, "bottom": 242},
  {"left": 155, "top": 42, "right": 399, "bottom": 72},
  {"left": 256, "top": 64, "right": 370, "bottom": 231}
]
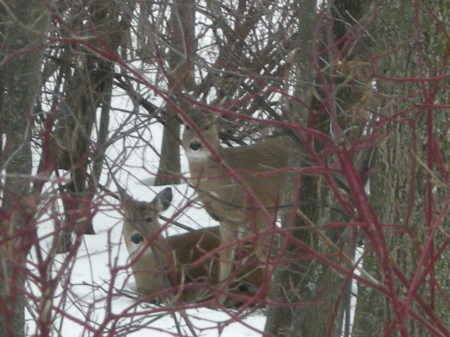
[
  {"left": 182, "top": 111, "right": 290, "bottom": 300},
  {"left": 119, "top": 186, "right": 264, "bottom": 307}
]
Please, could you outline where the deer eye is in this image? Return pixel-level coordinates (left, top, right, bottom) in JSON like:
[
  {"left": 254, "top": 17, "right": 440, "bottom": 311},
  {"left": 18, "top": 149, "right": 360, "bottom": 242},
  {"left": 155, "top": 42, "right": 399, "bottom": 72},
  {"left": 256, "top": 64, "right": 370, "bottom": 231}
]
[
  {"left": 185, "top": 125, "right": 190, "bottom": 131},
  {"left": 203, "top": 125, "right": 209, "bottom": 131},
  {"left": 145, "top": 217, "right": 153, "bottom": 222}
]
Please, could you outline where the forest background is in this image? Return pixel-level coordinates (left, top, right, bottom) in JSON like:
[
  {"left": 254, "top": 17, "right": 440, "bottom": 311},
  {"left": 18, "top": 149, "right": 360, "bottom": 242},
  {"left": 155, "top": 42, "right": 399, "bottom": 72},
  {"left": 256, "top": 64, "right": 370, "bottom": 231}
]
[{"left": 0, "top": 0, "right": 449, "bottom": 336}]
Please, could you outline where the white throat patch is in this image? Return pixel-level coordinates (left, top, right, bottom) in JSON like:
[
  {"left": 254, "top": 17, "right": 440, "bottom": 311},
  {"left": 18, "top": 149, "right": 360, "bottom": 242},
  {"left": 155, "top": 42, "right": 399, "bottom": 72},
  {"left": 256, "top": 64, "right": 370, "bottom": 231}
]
[
  {"left": 129, "top": 240, "right": 154, "bottom": 259},
  {"left": 185, "top": 150, "right": 210, "bottom": 162}
]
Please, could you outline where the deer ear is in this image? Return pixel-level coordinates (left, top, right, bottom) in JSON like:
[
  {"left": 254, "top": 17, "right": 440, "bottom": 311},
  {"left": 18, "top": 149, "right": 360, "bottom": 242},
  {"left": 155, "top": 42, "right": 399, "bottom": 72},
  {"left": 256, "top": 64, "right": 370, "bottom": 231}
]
[{"left": 153, "top": 187, "right": 172, "bottom": 212}]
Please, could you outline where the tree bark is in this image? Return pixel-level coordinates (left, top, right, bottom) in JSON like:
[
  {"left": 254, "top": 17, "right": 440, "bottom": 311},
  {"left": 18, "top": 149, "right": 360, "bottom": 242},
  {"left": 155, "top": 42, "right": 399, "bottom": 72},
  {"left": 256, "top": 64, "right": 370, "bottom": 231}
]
[
  {"left": 52, "top": 1, "right": 125, "bottom": 251},
  {"left": 155, "top": 0, "right": 197, "bottom": 185},
  {"left": 352, "top": 1, "right": 450, "bottom": 335},
  {"left": 0, "top": 2, "right": 49, "bottom": 336},
  {"left": 264, "top": 1, "right": 326, "bottom": 335},
  {"left": 266, "top": 0, "right": 375, "bottom": 335}
]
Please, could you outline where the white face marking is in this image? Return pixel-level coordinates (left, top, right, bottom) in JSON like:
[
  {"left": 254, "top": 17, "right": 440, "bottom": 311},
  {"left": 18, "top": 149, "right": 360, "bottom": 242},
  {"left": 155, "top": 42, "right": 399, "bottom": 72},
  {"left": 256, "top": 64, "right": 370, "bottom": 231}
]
[{"left": 185, "top": 150, "right": 210, "bottom": 162}]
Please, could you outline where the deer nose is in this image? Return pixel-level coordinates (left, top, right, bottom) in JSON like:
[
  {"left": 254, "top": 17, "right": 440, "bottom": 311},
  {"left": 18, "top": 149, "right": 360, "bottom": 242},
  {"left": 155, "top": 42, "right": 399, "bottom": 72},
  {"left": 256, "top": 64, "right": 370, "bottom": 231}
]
[
  {"left": 131, "top": 233, "right": 144, "bottom": 244},
  {"left": 190, "top": 141, "right": 202, "bottom": 151}
]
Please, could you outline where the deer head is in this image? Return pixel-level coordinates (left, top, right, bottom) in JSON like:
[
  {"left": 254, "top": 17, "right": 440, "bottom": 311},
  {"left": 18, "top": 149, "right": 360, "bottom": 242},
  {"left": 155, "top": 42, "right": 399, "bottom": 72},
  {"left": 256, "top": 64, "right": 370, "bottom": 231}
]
[
  {"left": 182, "top": 111, "right": 220, "bottom": 162},
  {"left": 119, "top": 187, "right": 172, "bottom": 246}
]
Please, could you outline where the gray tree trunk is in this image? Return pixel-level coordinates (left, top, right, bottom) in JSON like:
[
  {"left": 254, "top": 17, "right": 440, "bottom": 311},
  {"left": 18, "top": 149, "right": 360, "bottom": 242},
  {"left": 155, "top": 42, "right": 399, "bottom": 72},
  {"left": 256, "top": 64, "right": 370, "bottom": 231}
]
[
  {"left": 53, "top": 1, "right": 124, "bottom": 252},
  {"left": 265, "top": 1, "right": 332, "bottom": 336},
  {"left": 155, "top": 0, "right": 197, "bottom": 186},
  {"left": 352, "top": 1, "right": 450, "bottom": 335},
  {"left": 0, "top": 2, "right": 49, "bottom": 336},
  {"left": 265, "top": 0, "right": 373, "bottom": 335}
]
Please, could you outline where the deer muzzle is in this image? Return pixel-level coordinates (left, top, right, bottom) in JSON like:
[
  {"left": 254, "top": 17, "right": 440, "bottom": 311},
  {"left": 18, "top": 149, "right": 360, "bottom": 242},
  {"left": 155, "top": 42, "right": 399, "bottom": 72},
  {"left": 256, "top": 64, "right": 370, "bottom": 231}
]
[
  {"left": 131, "top": 233, "right": 144, "bottom": 244},
  {"left": 189, "top": 141, "right": 202, "bottom": 151}
]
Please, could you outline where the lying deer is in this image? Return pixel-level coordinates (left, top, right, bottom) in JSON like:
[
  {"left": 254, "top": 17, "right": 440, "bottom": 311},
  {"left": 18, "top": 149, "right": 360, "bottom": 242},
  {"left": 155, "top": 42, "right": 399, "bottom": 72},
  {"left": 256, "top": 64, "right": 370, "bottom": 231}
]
[
  {"left": 182, "top": 111, "right": 290, "bottom": 299},
  {"left": 119, "top": 186, "right": 264, "bottom": 307}
]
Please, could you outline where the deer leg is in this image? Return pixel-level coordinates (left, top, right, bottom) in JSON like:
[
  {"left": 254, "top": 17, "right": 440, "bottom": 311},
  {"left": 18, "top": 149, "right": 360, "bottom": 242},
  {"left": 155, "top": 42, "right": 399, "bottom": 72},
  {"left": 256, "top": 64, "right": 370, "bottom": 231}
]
[
  {"left": 251, "top": 212, "right": 278, "bottom": 297},
  {"left": 217, "top": 222, "right": 237, "bottom": 303}
]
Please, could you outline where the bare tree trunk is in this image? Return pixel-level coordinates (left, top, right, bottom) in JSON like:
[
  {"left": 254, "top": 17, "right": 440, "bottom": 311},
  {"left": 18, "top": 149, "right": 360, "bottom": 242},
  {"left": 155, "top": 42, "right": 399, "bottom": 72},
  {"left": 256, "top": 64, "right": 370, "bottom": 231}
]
[
  {"left": 155, "top": 0, "right": 197, "bottom": 186},
  {"left": 266, "top": 0, "right": 375, "bottom": 335},
  {"left": 0, "top": 2, "right": 49, "bottom": 336},
  {"left": 155, "top": 113, "right": 181, "bottom": 185},
  {"left": 52, "top": 1, "right": 125, "bottom": 252},
  {"left": 352, "top": 1, "right": 450, "bottom": 335},
  {"left": 265, "top": 1, "right": 326, "bottom": 335}
]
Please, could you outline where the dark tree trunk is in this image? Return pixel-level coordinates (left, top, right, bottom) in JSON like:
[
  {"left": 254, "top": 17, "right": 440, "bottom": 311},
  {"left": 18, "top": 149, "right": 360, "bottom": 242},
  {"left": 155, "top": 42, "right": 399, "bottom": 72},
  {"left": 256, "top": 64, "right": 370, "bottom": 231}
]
[
  {"left": 352, "top": 1, "right": 450, "bottom": 335},
  {"left": 265, "top": 0, "right": 373, "bottom": 335},
  {"left": 0, "top": 2, "right": 49, "bottom": 336},
  {"left": 52, "top": 1, "right": 124, "bottom": 252},
  {"left": 155, "top": 0, "right": 196, "bottom": 186}
]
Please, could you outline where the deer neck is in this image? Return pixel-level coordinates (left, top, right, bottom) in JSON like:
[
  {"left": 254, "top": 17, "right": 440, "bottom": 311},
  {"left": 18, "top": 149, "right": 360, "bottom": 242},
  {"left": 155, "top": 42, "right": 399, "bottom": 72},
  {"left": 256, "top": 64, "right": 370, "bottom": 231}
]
[
  {"left": 185, "top": 147, "right": 226, "bottom": 179},
  {"left": 123, "top": 222, "right": 175, "bottom": 293},
  {"left": 130, "top": 234, "right": 176, "bottom": 296}
]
